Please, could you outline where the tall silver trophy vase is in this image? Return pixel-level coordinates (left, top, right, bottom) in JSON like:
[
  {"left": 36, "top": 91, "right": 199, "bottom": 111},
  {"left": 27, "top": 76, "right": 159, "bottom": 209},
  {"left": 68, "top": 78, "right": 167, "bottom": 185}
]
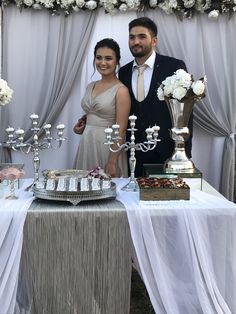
[{"left": 164, "top": 98, "right": 195, "bottom": 172}]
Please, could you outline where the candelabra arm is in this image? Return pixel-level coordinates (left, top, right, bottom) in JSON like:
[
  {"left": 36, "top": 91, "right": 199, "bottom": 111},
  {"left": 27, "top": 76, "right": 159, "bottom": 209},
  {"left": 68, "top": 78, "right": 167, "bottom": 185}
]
[{"left": 105, "top": 142, "right": 129, "bottom": 153}]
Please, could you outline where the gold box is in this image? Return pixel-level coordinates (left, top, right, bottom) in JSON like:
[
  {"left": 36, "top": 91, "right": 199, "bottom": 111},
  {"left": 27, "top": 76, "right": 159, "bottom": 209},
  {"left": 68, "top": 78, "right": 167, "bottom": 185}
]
[{"left": 137, "top": 177, "right": 190, "bottom": 201}]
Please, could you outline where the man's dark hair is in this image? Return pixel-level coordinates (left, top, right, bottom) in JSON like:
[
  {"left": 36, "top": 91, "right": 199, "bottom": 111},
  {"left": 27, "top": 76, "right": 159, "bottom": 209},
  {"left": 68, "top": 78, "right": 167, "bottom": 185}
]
[{"left": 129, "top": 17, "right": 158, "bottom": 37}]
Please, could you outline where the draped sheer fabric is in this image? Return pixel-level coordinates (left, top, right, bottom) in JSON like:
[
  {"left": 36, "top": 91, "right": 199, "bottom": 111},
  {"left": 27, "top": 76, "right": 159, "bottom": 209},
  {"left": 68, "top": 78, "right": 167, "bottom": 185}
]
[
  {"left": 115, "top": 178, "right": 236, "bottom": 314},
  {"left": 0, "top": 182, "right": 34, "bottom": 314},
  {"left": 0, "top": 6, "right": 97, "bottom": 166},
  {"left": 0, "top": 8, "right": 235, "bottom": 200}
]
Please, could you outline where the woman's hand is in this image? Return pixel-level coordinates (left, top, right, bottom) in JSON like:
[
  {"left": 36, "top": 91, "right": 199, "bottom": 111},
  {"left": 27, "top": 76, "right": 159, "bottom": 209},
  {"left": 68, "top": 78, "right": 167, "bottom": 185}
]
[
  {"left": 73, "top": 115, "right": 87, "bottom": 134},
  {"left": 105, "top": 162, "right": 117, "bottom": 178}
]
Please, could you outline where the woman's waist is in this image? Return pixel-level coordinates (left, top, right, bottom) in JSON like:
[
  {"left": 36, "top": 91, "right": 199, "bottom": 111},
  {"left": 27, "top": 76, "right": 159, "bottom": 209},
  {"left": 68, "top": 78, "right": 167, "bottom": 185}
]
[{"left": 86, "top": 114, "right": 115, "bottom": 127}]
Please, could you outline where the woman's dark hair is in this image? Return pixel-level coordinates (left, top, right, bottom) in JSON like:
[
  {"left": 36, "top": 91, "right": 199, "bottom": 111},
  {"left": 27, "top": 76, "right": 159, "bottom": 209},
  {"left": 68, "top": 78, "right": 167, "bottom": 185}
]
[
  {"left": 92, "top": 38, "right": 121, "bottom": 74},
  {"left": 129, "top": 17, "right": 158, "bottom": 37}
]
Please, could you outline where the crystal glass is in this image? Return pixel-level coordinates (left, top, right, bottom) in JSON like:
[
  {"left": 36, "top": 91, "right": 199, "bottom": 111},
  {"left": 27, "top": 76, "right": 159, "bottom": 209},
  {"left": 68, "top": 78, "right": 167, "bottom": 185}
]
[
  {"left": 6, "top": 179, "right": 18, "bottom": 200},
  {"left": 0, "top": 167, "right": 25, "bottom": 200}
]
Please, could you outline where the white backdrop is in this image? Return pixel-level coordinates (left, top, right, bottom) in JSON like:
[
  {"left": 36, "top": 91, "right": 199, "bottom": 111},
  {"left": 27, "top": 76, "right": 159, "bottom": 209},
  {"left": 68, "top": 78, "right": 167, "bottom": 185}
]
[{"left": 1, "top": 7, "right": 235, "bottom": 195}]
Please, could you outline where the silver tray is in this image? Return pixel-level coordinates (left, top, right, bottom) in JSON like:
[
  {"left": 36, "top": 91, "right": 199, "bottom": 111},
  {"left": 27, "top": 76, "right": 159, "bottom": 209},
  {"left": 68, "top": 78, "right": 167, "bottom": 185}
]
[
  {"left": 33, "top": 181, "right": 116, "bottom": 206},
  {"left": 42, "top": 169, "right": 88, "bottom": 179}
]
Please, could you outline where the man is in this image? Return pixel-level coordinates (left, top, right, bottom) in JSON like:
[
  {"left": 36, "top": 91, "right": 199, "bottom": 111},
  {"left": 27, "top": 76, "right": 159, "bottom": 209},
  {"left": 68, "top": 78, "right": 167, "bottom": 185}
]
[{"left": 119, "top": 17, "right": 193, "bottom": 177}]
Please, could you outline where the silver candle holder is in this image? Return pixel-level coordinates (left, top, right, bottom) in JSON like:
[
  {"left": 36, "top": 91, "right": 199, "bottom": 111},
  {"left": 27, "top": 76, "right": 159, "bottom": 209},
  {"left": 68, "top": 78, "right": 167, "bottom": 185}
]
[
  {"left": 104, "top": 115, "right": 160, "bottom": 192},
  {"left": 4, "top": 113, "right": 66, "bottom": 187}
]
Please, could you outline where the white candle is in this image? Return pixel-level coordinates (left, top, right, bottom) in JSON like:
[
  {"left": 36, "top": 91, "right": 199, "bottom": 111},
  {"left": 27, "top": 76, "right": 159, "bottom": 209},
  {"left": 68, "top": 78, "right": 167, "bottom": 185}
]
[
  {"left": 15, "top": 129, "right": 24, "bottom": 135},
  {"left": 152, "top": 125, "right": 160, "bottom": 132},
  {"left": 104, "top": 127, "right": 113, "bottom": 134},
  {"left": 30, "top": 113, "right": 39, "bottom": 119},
  {"left": 146, "top": 127, "right": 154, "bottom": 133},
  {"left": 112, "top": 124, "right": 120, "bottom": 129},
  {"left": 56, "top": 124, "right": 65, "bottom": 130},
  {"left": 6, "top": 127, "right": 14, "bottom": 133},
  {"left": 129, "top": 114, "right": 137, "bottom": 121},
  {"left": 44, "top": 124, "right": 51, "bottom": 129}
]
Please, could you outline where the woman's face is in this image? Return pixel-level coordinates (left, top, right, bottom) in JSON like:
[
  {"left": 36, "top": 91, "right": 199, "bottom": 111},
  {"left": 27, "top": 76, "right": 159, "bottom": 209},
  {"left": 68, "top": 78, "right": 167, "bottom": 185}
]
[{"left": 95, "top": 47, "right": 118, "bottom": 76}]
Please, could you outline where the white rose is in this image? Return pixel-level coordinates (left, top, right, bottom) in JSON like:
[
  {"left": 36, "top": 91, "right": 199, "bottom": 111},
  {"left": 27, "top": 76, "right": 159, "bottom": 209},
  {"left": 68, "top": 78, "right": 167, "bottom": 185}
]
[
  {"left": 208, "top": 9, "right": 219, "bottom": 19},
  {"left": 172, "top": 86, "right": 187, "bottom": 100},
  {"left": 157, "top": 87, "right": 165, "bottom": 101},
  {"left": 85, "top": 0, "right": 97, "bottom": 9},
  {"left": 76, "top": 0, "right": 85, "bottom": 7},
  {"left": 24, "top": 0, "right": 34, "bottom": 6},
  {"left": 183, "top": 0, "right": 195, "bottom": 8},
  {"left": 175, "top": 69, "right": 192, "bottom": 88},
  {"left": 0, "top": 79, "right": 13, "bottom": 106},
  {"left": 191, "top": 80, "right": 205, "bottom": 96},
  {"left": 149, "top": 0, "right": 157, "bottom": 7},
  {"left": 163, "top": 84, "right": 175, "bottom": 97},
  {"left": 119, "top": 3, "right": 128, "bottom": 10}
]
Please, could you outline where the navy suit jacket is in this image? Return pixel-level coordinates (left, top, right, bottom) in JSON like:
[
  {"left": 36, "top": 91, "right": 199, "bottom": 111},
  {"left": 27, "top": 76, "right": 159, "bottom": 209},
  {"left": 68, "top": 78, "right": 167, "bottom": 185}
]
[{"left": 119, "top": 53, "right": 193, "bottom": 177}]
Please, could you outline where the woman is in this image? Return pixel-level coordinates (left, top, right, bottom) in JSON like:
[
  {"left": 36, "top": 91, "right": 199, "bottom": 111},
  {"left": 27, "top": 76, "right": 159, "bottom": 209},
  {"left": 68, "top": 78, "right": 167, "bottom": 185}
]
[{"left": 74, "top": 38, "right": 131, "bottom": 177}]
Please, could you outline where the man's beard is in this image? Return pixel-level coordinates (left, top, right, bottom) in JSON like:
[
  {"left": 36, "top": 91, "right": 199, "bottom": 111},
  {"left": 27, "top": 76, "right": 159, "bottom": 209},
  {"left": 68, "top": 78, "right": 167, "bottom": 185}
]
[{"left": 130, "top": 45, "right": 152, "bottom": 58}]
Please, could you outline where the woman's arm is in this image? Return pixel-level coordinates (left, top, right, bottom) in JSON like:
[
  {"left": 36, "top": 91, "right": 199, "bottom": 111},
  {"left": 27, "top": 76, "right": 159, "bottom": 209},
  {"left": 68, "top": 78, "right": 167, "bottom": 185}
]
[{"left": 105, "top": 85, "right": 131, "bottom": 177}]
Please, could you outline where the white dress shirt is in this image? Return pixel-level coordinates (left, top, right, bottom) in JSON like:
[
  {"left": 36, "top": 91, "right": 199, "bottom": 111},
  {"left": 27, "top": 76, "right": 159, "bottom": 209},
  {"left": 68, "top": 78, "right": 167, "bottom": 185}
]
[{"left": 132, "top": 50, "right": 156, "bottom": 100}]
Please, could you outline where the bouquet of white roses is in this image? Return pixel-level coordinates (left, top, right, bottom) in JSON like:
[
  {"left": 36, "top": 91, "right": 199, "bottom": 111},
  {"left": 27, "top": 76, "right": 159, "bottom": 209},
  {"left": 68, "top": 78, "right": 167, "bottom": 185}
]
[
  {"left": 157, "top": 69, "right": 206, "bottom": 102},
  {"left": 0, "top": 78, "right": 13, "bottom": 106}
]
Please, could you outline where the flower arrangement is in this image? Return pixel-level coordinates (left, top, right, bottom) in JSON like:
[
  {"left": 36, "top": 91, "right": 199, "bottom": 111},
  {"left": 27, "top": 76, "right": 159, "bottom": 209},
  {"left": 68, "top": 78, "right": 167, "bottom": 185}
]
[
  {"left": 157, "top": 69, "right": 206, "bottom": 102},
  {"left": 0, "top": 167, "right": 25, "bottom": 181},
  {"left": 2, "top": 0, "right": 236, "bottom": 17},
  {"left": 0, "top": 78, "right": 13, "bottom": 106}
]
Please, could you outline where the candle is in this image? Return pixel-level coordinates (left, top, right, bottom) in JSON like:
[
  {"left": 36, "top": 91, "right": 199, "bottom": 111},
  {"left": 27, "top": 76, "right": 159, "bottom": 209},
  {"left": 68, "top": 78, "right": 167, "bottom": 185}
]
[
  {"left": 56, "top": 124, "right": 65, "bottom": 130},
  {"left": 152, "top": 125, "right": 160, "bottom": 132},
  {"left": 104, "top": 127, "right": 113, "bottom": 134},
  {"left": 44, "top": 124, "right": 51, "bottom": 129},
  {"left": 145, "top": 127, "right": 154, "bottom": 133},
  {"left": 30, "top": 113, "right": 39, "bottom": 119},
  {"left": 15, "top": 129, "right": 24, "bottom": 135},
  {"left": 6, "top": 127, "right": 14, "bottom": 133},
  {"left": 112, "top": 124, "right": 120, "bottom": 129},
  {"left": 129, "top": 114, "right": 137, "bottom": 121}
]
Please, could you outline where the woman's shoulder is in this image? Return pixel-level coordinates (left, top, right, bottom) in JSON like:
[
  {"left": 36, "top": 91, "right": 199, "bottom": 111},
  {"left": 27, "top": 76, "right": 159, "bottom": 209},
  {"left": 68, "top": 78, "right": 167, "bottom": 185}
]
[
  {"left": 116, "top": 81, "right": 129, "bottom": 94},
  {"left": 86, "top": 81, "right": 97, "bottom": 88}
]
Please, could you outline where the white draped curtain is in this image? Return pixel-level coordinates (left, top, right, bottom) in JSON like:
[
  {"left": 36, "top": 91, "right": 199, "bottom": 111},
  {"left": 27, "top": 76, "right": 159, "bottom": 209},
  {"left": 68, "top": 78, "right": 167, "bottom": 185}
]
[{"left": 0, "top": 7, "right": 235, "bottom": 200}]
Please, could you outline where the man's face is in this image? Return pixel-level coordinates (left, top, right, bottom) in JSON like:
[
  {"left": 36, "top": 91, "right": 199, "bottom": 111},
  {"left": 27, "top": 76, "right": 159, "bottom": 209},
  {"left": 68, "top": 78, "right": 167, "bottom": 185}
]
[{"left": 129, "top": 26, "right": 157, "bottom": 58}]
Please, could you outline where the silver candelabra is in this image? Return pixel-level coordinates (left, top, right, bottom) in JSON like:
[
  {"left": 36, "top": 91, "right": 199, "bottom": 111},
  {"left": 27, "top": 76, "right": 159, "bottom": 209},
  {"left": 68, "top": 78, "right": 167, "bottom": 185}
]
[
  {"left": 104, "top": 115, "right": 160, "bottom": 192},
  {"left": 4, "top": 113, "right": 66, "bottom": 187}
]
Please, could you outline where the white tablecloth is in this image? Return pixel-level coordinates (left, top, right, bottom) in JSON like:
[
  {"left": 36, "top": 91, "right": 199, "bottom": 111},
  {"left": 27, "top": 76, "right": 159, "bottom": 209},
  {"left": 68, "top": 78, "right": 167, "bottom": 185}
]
[
  {"left": 0, "top": 180, "right": 34, "bottom": 314},
  {"left": 1, "top": 178, "right": 236, "bottom": 314},
  {"left": 115, "top": 178, "right": 236, "bottom": 314}
]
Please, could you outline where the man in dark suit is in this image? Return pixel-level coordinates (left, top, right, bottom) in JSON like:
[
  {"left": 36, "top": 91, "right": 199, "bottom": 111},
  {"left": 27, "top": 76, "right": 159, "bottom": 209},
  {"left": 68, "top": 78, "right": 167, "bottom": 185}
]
[{"left": 119, "top": 17, "right": 193, "bottom": 177}]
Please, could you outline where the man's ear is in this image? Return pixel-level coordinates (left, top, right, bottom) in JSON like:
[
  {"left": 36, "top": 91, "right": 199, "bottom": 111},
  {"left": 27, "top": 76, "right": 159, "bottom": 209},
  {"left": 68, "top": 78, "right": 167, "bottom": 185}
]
[{"left": 152, "top": 36, "right": 158, "bottom": 49}]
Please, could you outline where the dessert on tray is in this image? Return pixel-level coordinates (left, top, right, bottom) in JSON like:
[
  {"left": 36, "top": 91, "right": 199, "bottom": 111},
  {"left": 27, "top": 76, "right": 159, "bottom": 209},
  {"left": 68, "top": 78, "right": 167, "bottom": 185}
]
[{"left": 137, "top": 177, "right": 190, "bottom": 201}]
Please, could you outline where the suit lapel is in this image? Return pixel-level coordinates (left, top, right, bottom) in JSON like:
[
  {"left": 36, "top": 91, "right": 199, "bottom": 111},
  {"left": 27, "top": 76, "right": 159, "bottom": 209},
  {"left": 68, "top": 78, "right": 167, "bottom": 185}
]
[{"left": 146, "top": 53, "right": 160, "bottom": 99}]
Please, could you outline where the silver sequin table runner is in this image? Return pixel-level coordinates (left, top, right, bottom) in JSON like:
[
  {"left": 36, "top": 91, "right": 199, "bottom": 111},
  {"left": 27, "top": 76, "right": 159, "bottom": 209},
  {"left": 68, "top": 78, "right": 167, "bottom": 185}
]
[{"left": 17, "top": 198, "right": 131, "bottom": 314}]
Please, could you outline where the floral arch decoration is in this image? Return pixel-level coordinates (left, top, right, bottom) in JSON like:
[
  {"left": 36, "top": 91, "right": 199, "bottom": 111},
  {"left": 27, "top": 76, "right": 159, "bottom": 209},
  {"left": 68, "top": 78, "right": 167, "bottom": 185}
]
[{"left": 1, "top": 0, "right": 236, "bottom": 19}]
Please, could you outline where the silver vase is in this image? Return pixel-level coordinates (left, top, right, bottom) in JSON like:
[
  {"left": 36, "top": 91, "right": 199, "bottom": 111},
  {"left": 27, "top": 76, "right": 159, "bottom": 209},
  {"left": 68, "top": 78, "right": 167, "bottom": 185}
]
[{"left": 164, "top": 98, "right": 195, "bottom": 172}]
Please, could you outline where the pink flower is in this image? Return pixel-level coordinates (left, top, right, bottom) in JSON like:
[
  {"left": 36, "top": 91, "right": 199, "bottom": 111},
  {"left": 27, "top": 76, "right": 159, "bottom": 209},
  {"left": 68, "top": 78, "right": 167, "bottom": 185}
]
[{"left": 0, "top": 167, "right": 25, "bottom": 180}]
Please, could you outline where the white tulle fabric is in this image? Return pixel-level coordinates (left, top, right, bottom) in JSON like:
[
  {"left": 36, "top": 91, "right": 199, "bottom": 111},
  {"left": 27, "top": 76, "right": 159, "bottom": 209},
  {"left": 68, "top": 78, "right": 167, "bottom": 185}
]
[
  {"left": 0, "top": 180, "right": 34, "bottom": 314},
  {"left": 115, "top": 178, "right": 236, "bottom": 314}
]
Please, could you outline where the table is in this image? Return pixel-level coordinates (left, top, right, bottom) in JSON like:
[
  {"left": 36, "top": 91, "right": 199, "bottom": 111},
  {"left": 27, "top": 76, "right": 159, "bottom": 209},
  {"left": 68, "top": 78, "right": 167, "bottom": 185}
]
[
  {"left": 16, "top": 198, "right": 132, "bottom": 314},
  {"left": 14, "top": 179, "right": 236, "bottom": 314}
]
